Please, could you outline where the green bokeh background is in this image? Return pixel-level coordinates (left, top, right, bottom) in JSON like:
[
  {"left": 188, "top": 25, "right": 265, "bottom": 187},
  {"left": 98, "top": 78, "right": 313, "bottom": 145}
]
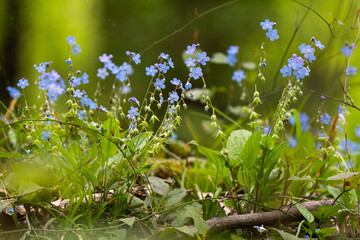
[{"left": 0, "top": 0, "right": 359, "bottom": 143}]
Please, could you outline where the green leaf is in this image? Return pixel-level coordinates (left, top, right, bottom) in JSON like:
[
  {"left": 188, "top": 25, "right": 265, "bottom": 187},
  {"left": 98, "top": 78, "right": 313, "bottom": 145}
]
[
  {"left": 210, "top": 52, "right": 228, "bottom": 64},
  {"left": 276, "top": 229, "right": 301, "bottom": 240},
  {"left": 260, "top": 135, "right": 276, "bottom": 151},
  {"left": 241, "top": 130, "right": 262, "bottom": 169},
  {"left": 0, "top": 147, "right": 21, "bottom": 158},
  {"left": 226, "top": 129, "right": 251, "bottom": 168},
  {"left": 176, "top": 204, "right": 207, "bottom": 234},
  {"left": 315, "top": 227, "right": 336, "bottom": 238},
  {"left": 120, "top": 217, "right": 136, "bottom": 227},
  {"left": 313, "top": 205, "right": 339, "bottom": 219},
  {"left": 191, "top": 140, "right": 230, "bottom": 177},
  {"left": 174, "top": 226, "right": 196, "bottom": 237},
  {"left": 327, "top": 186, "right": 343, "bottom": 204},
  {"left": 327, "top": 172, "right": 360, "bottom": 181},
  {"left": 288, "top": 175, "right": 315, "bottom": 183},
  {"left": 166, "top": 189, "right": 187, "bottom": 207},
  {"left": 148, "top": 176, "right": 169, "bottom": 195},
  {"left": 263, "top": 142, "right": 287, "bottom": 169},
  {"left": 346, "top": 173, "right": 360, "bottom": 188},
  {"left": 101, "top": 118, "right": 121, "bottom": 159},
  {"left": 202, "top": 199, "right": 225, "bottom": 220},
  {"left": 295, "top": 203, "right": 314, "bottom": 223}
]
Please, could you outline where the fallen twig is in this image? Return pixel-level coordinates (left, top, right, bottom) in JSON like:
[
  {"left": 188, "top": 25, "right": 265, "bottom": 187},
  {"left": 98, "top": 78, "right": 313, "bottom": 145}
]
[{"left": 206, "top": 199, "right": 333, "bottom": 233}]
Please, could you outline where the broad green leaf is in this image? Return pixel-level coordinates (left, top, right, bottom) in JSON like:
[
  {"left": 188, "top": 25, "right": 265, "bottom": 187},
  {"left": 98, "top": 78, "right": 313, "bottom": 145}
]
[
  {"left": 260, "top": 135, "right": 276, "bottom": 151},
  {"left": 276, "top": 229, "right": 301, "bottom": 240},
  {"left": 166, "top": 188, "right": 187, "bottom": 207},
  {"left": 315, "top": 227, "right": 336, "bottom": 238},
  {"left": 262, "top": 143, "right": 287, "bottom": 183},
  {"left": 288, "top": 175, "right": 314, "bottom": 183},
  {"left": 291, "top": 109, "right": 302, "bottom": 140},
  {"left": 177, "top": 204, "right": 207, "bottom": 234},
  {"left": 202, "top": 198, "right": 225, "bottom": 220},
  {"left": 327, "top": 172, "right": 360, "bottom": 181},
  {"left": 210, "top": 52, "right": 228, "bottom": 64},
  {"left": 120, "top": 217, "right": 136, "bottom": 227},
  {"left": 346, "top": 173, "right": 360, "bottom": 188},
  {"left": 327, "top": 186, "right": 343, "bottom": 204},
  {"left": 191, "top": 140, "right": 230, "bottom": 177},
  {"left": 241, "top": 130, "right": 262, "bottom": 169},
  {"left": 174, "top": 226, "right": 196, "bottom": 237},
  {"left": 130, "top": 132, "right": 150, "bottom": 153},
  {"left": 148, "top": 176, "right": 169, "bottom": 195},
  {"left": 313, "top": 205, "right": 339, "bottom": 219},
  {"left": 101, "top": 117, "right": 121, "bottom": 159},
  {"left": 295, "top": 203, "right": 314, "bottom": 223},
  {"left": 226, "top": 129, "right": 251, "bottom": 168}
]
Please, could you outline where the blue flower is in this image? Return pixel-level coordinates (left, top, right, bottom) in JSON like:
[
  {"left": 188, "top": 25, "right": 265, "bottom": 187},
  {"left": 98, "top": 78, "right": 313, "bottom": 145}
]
[
  {"left": 66, "top": 36, "right": 76, "bottom": 45},
  {"left": 290, "top": 112, "right": 310, "bottom": 131},
  {"left": 168, "top": 58, "right": 174, "bottom": 68},
  {"left": 170, "top": 78, "right": 181, "bottom": 86},
  {"left": 298, "top": 43, "right": 316, "bottom": 62},
  {"left": 345, "top": 66, "right": 357, "bottom": 77},
  {"left": 288, "top": 57, "right": 303, "bottom": 70},
  {"left": 168, "top": 91, "right": 179, "bottom": 103},
  {"left": 72, "top": 44, "right": 82, "bottom": 56},
  {"left": 146, "top": 65, "right": 158, "bottom": 77},
  {"left": 99, "top": 105, "right": 108, "bottom": 112},
  {"left": 97, "top": 68, "right": 109, "bottom": 79},
  {"left": 169, "top": 104, "right": 177, "bottom": 114},
  {"left": 341, "top": 139, "right": 360, "bottom": 154},
  {"left": 34, "top": 63, "right": 46, "bottom": 73},
  {"left": 65, "top": 58, "right": 72, "bottom": 65},
  {"left": 42, "top": 130, "right": 52, "bottom": 141},
  {"left": 232, "top": 70, "right": 246, "bottom": 83},
  {"left": 197, "top": 52, "right": 210, "bottom": 65},
  {"left": 355, "top": 125, "right": 360, "bottom": 138},
  {"left": 7, "top": 86, "right": 20, "bottom": 99},
  {"left": 127, "top": 106, "right": 139, "bottom": 120},
  {"left": 99, "top": 53, "right": 113, "bottom": 63},
  {"left": 185, "top": 82, "right": 192, "bottom": 90},
  {"left": 266, "top": 29, "right": 279, "bottom": 41},
  {"left": 17, "top": 78, "right": 29, "bottom": 89},
  {"left": 185, "top": 44, "right": 197, "bottom": 55},
  {"left": 72, "top": 77, "right": 82, "bottom": 87},
  {"left": 81, "top": 73, "right": 89, "bottom": 84},
  {"left": 185, "top": 58, "right": 196, "bottom": 67},
  {"left": 120, "top": 62, "right": 133, "bottom": 75},
  {"left": 288, "top": 137, "right": 297, "bottom": 148},
  {"left": 320, "top": 113, "right": 331, "bottom": 125},
  {"left": 129, "top": 97, "right": 140, "bottom": 106},
  {"left": 78, "top": 110, "right": 87, "bottom": 120},
  {"left": 154, "top": 78, "right": 165, "bottom": 89},
  {"left": 159, "top": 52, "right": 169, "bottom": 60},
  {"left": 132, "top": 53, "right": 141, "bottom": 64},
  {"left": 260, "top": 19, "right": 275, "bottom": 30},
  {"left": 313, "top": 38, "right": 325, "bottom": 49},
  {"left": 189, "top": 67, "right": 203, "bottom": 80},
  {"left": 226, "top": 46, "right": 239, "bottom": 66},
  {"left": 280, "top": 65, "right": 291, "bottom": 77},
  {"left": 158, "top": 62, "right": 170, "bottom": 73},
  {"left": 341, "top": 44, "right": 354, "bottom": 56},
  {"left": 73, "top": 89, "right": 84, "bottom": 98},
  {"left": 293, "top": 67, "right": 310, "bottom": 80}
]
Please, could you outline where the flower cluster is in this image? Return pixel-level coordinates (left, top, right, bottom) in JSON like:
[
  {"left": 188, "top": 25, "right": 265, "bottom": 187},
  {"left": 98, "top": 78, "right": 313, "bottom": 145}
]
[
  {"left": 280, "top": 38, "right": 324, "bottom": 80},
  {"left": 66, "top": 36, "right": 82, "bottom": 56},
  {"left": 260, "top": 19, "right": 279, "bottom": 41},
  {"left": 184, "top": 43, "right": 210, "bottom": 81},
  {"left": 36, "top": 66, "right": 65, "bottom": 101}
]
